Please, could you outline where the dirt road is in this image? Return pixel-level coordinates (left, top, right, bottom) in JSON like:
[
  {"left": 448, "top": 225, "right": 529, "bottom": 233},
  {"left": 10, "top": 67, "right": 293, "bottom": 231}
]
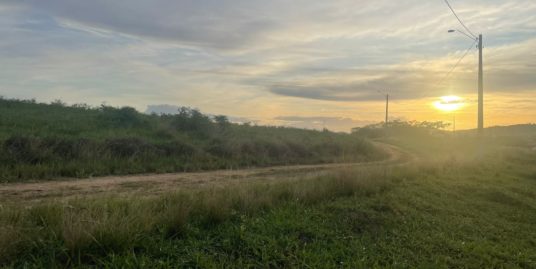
[{"left": 0, "top": 142, "right": 412, "bottom": 202}]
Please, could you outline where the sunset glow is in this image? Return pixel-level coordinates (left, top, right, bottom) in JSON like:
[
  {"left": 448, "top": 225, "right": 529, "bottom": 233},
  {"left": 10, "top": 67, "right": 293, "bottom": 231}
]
[{"left": 434, "top": 96, "right": 464, "bottom": 112}]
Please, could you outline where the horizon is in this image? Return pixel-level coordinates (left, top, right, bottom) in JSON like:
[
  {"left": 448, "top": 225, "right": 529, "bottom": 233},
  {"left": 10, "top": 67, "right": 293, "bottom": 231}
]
[
  {"left": 3, "top": 96, "right": 534, "bottom": 133},
  {"left": 1, "top": 0, "right": 535, "bottom": 132}
]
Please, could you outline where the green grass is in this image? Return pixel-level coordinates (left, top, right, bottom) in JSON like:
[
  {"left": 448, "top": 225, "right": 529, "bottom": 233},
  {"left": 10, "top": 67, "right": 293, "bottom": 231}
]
[
  {"left": 2, "top": 98, "right": 536, "bottom": 267},
  {"left": 1, "top": 147, "right": 536, "bottom": 268},
  {"left": 0, "top": 98, "right": 384, "bottom": 182}
]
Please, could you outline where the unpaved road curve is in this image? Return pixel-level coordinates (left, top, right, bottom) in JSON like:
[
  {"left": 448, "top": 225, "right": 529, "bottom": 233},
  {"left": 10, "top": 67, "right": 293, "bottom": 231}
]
[{"left": 0, "top": 142, "right": 414, "bottom": 203}]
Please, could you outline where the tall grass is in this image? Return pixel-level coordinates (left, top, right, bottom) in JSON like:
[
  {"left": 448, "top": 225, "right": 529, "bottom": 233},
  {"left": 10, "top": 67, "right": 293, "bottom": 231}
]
[
  {"left": 0, "top": 165, "right": 398, "bottom": 266},
  {"left": 0, "top": 98, "right": 385, "bottom": 182}
]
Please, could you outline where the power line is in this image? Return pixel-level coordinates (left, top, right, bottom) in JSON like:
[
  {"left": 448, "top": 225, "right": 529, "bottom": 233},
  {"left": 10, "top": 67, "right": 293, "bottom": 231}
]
[
  {"left": 438, "top": 38, "right": 478, "bottom": 86},
  {"left": 444, "top": 0, "right": 477, "bottom": 39}
]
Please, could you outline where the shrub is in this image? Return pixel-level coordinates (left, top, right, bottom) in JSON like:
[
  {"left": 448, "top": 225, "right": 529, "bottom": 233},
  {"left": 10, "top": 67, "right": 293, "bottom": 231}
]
[
  {"left": 3, "top": 136, "right": 42, "bottom": 164},
  {"left": 98, "top": 106, "right": 145, "bottom": 128},
  {"left": 206, "top": 138, "right": 235, "bottom": 158},
  {"left": 157, "top": 140, "right": 196, "bottom": 157},
  {"left": 105, "top": 138, "right": 153, "bottom": 158},
  {"left": 172, "top": 107, "right": 215, "bottom": 137}
]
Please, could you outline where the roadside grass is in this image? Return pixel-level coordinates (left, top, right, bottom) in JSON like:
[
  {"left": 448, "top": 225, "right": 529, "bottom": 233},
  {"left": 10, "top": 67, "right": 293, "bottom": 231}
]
[
  {"left": 0, "top": 165, "right": 395, "bottom": 267},
  {"left": 2, "top": 148, "right": 536, "bottom": 268}
]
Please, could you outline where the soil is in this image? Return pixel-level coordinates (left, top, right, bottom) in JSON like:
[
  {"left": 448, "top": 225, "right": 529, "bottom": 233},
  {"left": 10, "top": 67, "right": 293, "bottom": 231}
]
[{"left": 0, "top": 142, "right": 412, "bottom": 203}]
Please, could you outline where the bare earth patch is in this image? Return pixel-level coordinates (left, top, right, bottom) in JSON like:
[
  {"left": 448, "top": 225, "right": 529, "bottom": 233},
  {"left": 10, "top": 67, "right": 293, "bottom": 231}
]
[{"left": 0, "top": 142, "right": 411, "bottom": 203}]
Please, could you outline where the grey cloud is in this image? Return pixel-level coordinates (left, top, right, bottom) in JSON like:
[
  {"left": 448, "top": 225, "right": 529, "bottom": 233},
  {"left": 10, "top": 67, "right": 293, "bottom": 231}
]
[
  {"left": 13, "top": 0, "right": 281, "bottom": 50},
  {"left": 8, "top": 0, "right": 536, "bottom": 53},
  {"left": 5, "top": 0, "right": 502, "bottom": 51},
  {"left": 267, "top": 36, "right": 536, "bottom": 102},
  {"left": 268, "top": 64, "right": 536, "bottom": 102},
  {"left": 270, "top": 85, "right": 375, "bottom": 102},
  {"left": 268, "top": 71, "right": 428, "bottom": 102}
]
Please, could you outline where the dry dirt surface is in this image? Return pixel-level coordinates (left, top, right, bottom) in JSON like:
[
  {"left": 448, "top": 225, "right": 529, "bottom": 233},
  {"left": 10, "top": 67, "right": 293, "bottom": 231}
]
[{"left": 0, "top": 142, "right": 413, "bottom": 203}]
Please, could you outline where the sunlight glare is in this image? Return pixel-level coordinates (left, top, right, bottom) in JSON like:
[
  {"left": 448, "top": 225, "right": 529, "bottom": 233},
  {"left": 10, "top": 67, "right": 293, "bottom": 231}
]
[{"left": 434, "top": 95, "right": 464, "bottom": 112}]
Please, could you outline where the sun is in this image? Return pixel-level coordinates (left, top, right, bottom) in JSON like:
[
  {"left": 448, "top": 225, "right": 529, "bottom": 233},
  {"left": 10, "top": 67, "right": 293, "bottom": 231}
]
[{"left": 434, "top": 95, "right": 464, "bottom": 112}]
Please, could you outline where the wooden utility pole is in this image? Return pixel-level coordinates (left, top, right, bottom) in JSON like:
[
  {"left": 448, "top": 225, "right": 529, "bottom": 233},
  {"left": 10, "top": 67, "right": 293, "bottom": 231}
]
[
  {"left": 478, "top": 34, "right": 484, "bottom": 134},
  {"left": 385, "top": 94, "right": 389, "bottom": 127}
]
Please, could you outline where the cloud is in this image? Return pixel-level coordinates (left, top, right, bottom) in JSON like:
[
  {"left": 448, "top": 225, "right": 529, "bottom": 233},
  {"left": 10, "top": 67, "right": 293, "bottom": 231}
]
[
  {"left": 268, "top": 70, "right": 418, "bottom": 102},
  {"left": 0, "top": 0, "right": 535, "bottom": 130},
  {"left": 11, "top": 0, "right": 534, "bottom": 52},
  {"left": 267, "top": 37, "right": 536, "bottom": 102},
  {"left": 11, "top": 0, "right": 283, "bottom": 50}
]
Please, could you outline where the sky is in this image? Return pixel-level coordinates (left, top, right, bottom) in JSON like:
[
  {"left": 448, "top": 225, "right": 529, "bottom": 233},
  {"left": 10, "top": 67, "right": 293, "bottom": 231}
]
[{"left": 0, "top": 0, "right": 535, "bottom": 132}]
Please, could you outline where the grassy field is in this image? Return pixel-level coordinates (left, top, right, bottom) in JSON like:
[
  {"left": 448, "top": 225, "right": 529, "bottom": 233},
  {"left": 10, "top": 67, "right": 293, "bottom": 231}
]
[
  {"left": 1, "top": 134, "right": 536, "bottom": 267},
  {"left": 1, "top": 98, "right": 536, "bottom": 267},
  {"left": 0, "top": 98, "right": 382, "bottom": 182}
]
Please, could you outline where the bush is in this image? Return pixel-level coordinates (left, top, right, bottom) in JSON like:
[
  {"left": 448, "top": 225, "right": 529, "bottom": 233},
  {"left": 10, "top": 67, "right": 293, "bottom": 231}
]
[
  {"left": 4, "top": 136, "right": 42, "bottom": 164},
  {"left": 158, "top": 140, "right": 196, "bottom": 157},
  {"left": 206, "top": 138, "right": 235, "bottom": 158},
  {"left": 172, "top": 107, "right": 214, "bottom": 137},
  {"left": 98, "top": 106, "right": 146, "bottom": 128},
  {"left": 105, "top": 138, "right": 153, "bottom": 158}
]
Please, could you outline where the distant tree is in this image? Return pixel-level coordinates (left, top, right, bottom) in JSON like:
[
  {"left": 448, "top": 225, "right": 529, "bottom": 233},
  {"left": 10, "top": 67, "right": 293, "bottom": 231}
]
[
  {"left": 51, "top": 99, "right": 67, "bottom": 107},
  {"left": 214, "top": 115, "right": 229, "bottom": 125},
  {"left": 172, "top": 107, "right": 214, "bottom": 137},
  {"left": 214, "top": 115, "right": 231, "bottom": 132},
  {"left": 71, "top": 103, "right": 92, "bottom": 110},
  {"left": 98, "top": 105, "right": 144, "bottom": 128}
]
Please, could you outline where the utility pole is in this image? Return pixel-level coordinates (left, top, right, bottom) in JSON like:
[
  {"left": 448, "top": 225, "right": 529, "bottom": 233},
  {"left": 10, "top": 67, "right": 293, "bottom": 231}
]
[
  {"left": 445, "top": 0, "right": 484, "bottom": 135},
  {"left": 376, "top": 90, "right": 390, "bottom": 127},
  {"left": 453, "top": 113, "right": 456, "bottom": 134},
  {"left": 478, "top": 34, "right": 483, "bottom": 134},
  {"left": 385, "top": 94, "right": 389, "bottom": 127}
]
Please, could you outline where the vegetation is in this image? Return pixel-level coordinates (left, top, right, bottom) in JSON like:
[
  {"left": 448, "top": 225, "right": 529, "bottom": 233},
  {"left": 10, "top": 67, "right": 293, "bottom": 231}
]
[
  {"left": 0, "top": 98, "right": 383, "bottom": 182},
  {"left": 353, "top": 120, "right": 536, "bottom": 158},
  {"left": 1, "top": 141, "right": 535, "bottom": 267},
  {"left": 2, "top": 98, "right": 536, "bottom": 267},
  {"left": 352, "top": 120, "right": 451, "bottom": 139}
]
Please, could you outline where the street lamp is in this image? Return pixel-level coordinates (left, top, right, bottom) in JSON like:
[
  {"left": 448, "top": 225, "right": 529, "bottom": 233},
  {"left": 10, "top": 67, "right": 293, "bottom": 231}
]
[
  {"left": 448, "top": 29, "right": 483, "bottom": 135},
  {"left": 448, "top": 29, "right": 477, "bottom": 41}
]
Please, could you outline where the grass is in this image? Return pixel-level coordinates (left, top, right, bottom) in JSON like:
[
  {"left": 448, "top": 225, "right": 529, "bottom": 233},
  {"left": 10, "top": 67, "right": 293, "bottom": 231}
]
[
  {"left": 2, "top": 98, "right": 536, "bottom": 267},
  {"left": 1, "top": 146, "right": 536, "bottom": 268},
  {"left": 1, "top": 166, "right": 392, "bottom": 267},
  {"left": 0, "top": 98, "right": 384, "bottom": 182}
]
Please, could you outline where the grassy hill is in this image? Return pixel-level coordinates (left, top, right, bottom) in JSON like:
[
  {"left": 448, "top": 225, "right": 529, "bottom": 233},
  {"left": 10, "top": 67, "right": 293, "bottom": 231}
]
[{"left": 0, "top": 98, "right": 383, "bottom": 182}]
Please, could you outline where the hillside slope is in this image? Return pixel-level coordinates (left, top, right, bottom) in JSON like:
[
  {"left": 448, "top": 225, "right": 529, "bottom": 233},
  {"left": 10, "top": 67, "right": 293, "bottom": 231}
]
[{"left": 0, "top": 98, "right": 384, "bottom": 182}]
